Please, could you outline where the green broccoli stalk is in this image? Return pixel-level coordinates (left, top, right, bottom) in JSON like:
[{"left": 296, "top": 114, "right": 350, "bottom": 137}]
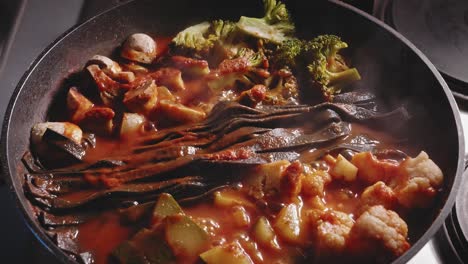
[{"left": 237, "top": 0, "right": 295, "bottom": 44}]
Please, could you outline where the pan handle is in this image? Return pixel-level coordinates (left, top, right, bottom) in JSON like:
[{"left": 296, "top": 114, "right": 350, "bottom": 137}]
[{"left": 0, "top": 158, "right": 4, "bottom": 185}]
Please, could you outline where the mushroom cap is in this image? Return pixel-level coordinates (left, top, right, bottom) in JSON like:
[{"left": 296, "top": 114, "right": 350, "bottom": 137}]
[{"left": 121, "top": 33, "right": 157, "bottom": 63}]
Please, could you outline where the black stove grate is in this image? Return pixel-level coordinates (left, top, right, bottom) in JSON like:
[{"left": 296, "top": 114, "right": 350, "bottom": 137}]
[{"left": 377, "top": 0, "right": 468, "bottom": 100}]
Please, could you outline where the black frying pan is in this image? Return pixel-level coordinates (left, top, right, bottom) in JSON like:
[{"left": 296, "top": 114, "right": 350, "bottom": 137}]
[{"left": 1, "top": 0, "right": 464, "bottom": 263}]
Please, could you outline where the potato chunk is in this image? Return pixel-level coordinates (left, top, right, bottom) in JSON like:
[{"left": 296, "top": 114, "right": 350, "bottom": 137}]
[
  {"left": 123, "top": 80, "right": 158, "bottom": 116},
  {"left": 245, "top": 160, "right": 290, "bottom": 199},
  {"left": 274, "top": 203, "right": 302, "bottom": 244},
  {"left": 200, "top": 241, "right": 254, "bottom": 264},
  {"left": 330, "top": 154, "right": 358, "bottom": 182},
  {"left": 159, "top": 100, "right": 206, "bottom": 123},
  {"left": 120, "top": 113, "right": 146, "bottom": 137},
  {"left": 67, "top": 87, "right": 93, "bottom": 123}
]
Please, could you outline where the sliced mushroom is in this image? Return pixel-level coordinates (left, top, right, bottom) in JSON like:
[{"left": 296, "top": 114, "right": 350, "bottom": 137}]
[
  {"left": 87, "top": 55, "right": 135, "bottom": 83},
  {"left": 86, "top": 64, "right": 121, "bottom": 106},
  {"left": 30, "top": 123, "right": 85, "bottom": 166},
  {"left": 151, "top": 68, "right": 185, "bottom": 91},
  {"left": 67, "top": 87, "right": 94, "bottom": 123},
  {"left": 120, "top": 113, "right": 146, "bottom": 138},
  {"left": 122, "top": 63, "right": 149, "bottom": 74},
  {"left": 123, "top": 80, "right": 158, "bottom": 116},
  {"left": 80, "top": 107, "right": 115, "bottom": 135},
  {"left": 87, "top": 55, "right": 122, "bottom": 75},
  {"left": 159, "top": 100, "right": 206, "bottom": 123},
  {"left": 121, "top": 33, "right": 157, "bottom": 64}
]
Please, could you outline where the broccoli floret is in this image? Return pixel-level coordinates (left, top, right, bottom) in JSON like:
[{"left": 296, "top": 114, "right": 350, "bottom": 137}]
[
  {"left": 270, "top": 38, "right": 304, "bottom": 69},
  {"left": 237, "top": 0, "right": 295, "bottom": 44},
  {"left": 170, "top": 20, "right": 239, "bottom": 58},
  {"left": 207, "top": 49, "right": 269, "bottom": 91},
  {"left": 263, "top": 69, "right": 299, "bottom": 105},
  {"left": 235, "top": 48, "right": 265, "bottom": 67},
  {"left": 171, "top": 22, "right": 216, "bottom": 58},
  {"left": 305, "top": 35, "right": 361, "bottom": 99}
]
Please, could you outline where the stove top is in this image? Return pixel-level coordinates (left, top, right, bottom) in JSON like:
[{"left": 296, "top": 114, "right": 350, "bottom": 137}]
[{"left": 0, "top": 0, "right": 466, "bottom": 263}]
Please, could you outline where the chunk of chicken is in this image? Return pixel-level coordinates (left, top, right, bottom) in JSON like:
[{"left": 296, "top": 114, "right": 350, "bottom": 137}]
[
  {"left": 280, "top": 161, "right": 304, "bottom": 202},
  {"left": 67, "top": 87, "right": 94, "bottom": 123},
  {"left": 245, "top": 160, "right": 290, "bottom": 199},
  {"left": 308, "top": 209, "right": 354, "bottom": 253},
  {"left": 394, "top": 151, "right": 443, "bottom": 208},
  {"left": 158, "top": 100, "right": 206, "bottom": 124},
  {"left": 359, "top": 181, "right": 397, "bottom": 214},
  {"left": 151, "top": 68, "right": 185, "bottom": 91},
  {"left": 348, "top": 205, "right": 410, "bottom": 257},
  {"left": 80, "top": 107, "right": 115, "bottom": 135},
  {"left": 123, "top": 80, "right": 158, "bottom": 116}
]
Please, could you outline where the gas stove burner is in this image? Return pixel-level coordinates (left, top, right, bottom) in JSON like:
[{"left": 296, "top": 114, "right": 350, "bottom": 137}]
[
  {"left": 378, "top": 0, "right": 468, "bottom": 98},
  {"left": 443, "top": 168, "right": 468, "bottom": 262}
]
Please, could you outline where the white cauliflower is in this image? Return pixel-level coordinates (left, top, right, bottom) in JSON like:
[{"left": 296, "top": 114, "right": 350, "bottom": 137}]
[
  {"left": 359, "top": 181, "right": 397, "bottom": 213},
  {"left": 309, "top": 209, "right": 354, "bottom": 253},
  {"left": 349, "top": 205, "right": 410, "bottom": 257},
  {"left": 301, "top": 166, "right": 331, "bottom": 198},
  {"left": 395, "top": 151, "right": 443, "bottom": 208}
]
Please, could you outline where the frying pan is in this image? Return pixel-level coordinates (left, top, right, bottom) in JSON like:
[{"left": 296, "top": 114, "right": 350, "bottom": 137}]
[{"left": 1, "top": 0, "right": 464, "bottom": 263}]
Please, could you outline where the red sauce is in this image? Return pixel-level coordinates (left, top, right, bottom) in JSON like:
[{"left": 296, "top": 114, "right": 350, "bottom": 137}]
[{"left": 78, "top": 213, "right": 132, "bottom": 264}]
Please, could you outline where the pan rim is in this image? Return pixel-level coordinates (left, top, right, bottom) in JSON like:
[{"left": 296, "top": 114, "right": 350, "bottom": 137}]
[{"left": 1, "top": 0, "right": 464, "bottom": 263}]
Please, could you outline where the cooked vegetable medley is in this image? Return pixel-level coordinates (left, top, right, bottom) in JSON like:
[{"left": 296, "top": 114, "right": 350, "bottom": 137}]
[{"left": 25, "top": 1, "right": 444, "bottom": 263}]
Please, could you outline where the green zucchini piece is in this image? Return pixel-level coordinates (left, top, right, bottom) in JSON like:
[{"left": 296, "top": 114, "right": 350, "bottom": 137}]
[
  {"left": 200, "top": 242, "right": 254, "bottom": 264},
  {"left": 164, "top": 214, "right": 209, "bottom": 257},
  {"left": 152, "top": 193, "right": 184, "bottom": 225}
]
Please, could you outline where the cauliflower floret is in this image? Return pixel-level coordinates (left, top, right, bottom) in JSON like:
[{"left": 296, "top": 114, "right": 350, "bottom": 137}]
[
  {"left": 349, "top": 205, "right": 410, "bottom": 257},
  {"left": 308, "top": 209, "right": 354, "bottom": 253},
  {"left": 301, "top": 167, "right": 331, "bottom": 198},
  {"left": 359, "top": 181, "right": 397, "bottom": 213},
  {"left": 395, "top": 151, "right": 443, "bottom": 208},
  {"left": 351, "top": 152, "right": 399, "bottom": 184}
]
